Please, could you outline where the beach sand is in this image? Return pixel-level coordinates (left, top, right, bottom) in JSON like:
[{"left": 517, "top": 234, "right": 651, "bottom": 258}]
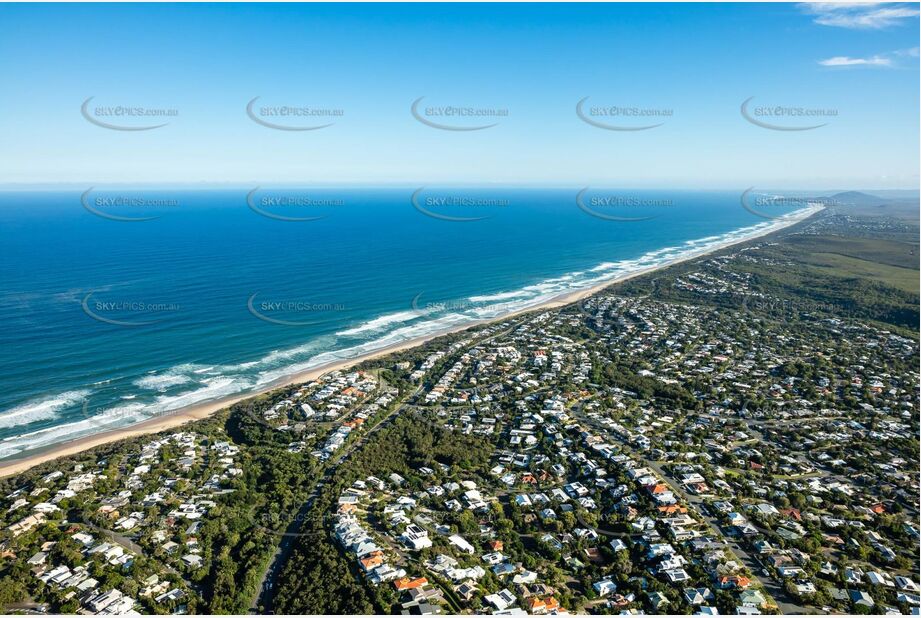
[{"left": 0, "top": 206, "right": 823, "bottom": 478}]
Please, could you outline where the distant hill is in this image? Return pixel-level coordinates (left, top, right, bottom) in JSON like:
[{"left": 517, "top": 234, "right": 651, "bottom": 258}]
[
  {"left": 827, "top": 191, "right": 919, "bottom": 221},
  {"left": 830, "top": 191, "right": 886, "bottom": 205}
]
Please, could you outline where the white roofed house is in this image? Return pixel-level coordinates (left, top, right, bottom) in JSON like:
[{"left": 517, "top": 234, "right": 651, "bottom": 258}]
[
  {"left": 593, "top": 578, "right": 617, "bottom": 597},
  {"left": 485, "top": 588, "right": 517, "bottom": 611},
  {"left": 85, "top": 588, "right": 137, "bottom": 614},
  {"left": 448, "top": 534, "right": 475, "bottom": 554},
  {"left": 31, "top": 502, "right": 60, "bottom": 515},
  {"left": 182, "top": 553, "right": 204, "bottom": 569},
  {"left": 401, "top": 524, "right": 433, "bottom": 550}
]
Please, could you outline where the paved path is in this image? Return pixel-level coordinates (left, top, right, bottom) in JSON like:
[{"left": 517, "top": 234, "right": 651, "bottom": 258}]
[
  {"left": 68, "top": 512, "right": 197, "bottom": 591},
  {"left": 570, "top": 408, "right": 815, "bottom": 615},
  {"left": 248, "top": 321, "right": 522, "bottom": 613},
  {"left": 249, "top": 379, "right": 417, "bottom": 613}
]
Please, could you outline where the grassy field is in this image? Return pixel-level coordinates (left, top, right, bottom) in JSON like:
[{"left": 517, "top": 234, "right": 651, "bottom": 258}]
[
  {"left": 808, "top": 251, "right": 919, "bottom": 294},
  {"left": 785, "top": 235, "right": 919, "bottom": 271},
  {"left": 616, "top": 208, "right": 920, "bottom": 336}
]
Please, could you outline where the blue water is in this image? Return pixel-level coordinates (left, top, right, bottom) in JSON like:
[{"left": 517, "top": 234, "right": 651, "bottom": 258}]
[{"left": 0, "top": 188, "right": 810, "bottom": 459}]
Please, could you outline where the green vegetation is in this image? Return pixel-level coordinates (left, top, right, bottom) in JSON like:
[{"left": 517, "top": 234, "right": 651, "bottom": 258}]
[
  {"left": 273, "top": 413, "right": 493, "bottom": 614},
  {"left": 0, "top": 205, "right": 916, "bottom": 616}
]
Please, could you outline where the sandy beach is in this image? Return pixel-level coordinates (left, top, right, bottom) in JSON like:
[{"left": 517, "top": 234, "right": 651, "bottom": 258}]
[{"left": 0, "top": 206, "right": 823, "bottom": 479}]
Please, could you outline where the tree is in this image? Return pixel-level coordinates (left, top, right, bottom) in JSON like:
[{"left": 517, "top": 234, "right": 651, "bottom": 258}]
[
  {"left": 0, "top": 577, "right": 27, "bottom": 605},
  {"left": 457, "top": 511, "right": 478, "bottom": 535}
]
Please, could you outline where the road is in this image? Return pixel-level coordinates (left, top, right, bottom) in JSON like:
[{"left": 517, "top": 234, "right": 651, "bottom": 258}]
[
  {"left": 569, "top": 408, "right": 815, "bottom": 615},
  {"left": 68, "top": 511, "right": 197, "bottom": 591},
  {"left": 248, "top": 322, "right": 522, "bottom": 613},
  {"left": 643, "top": 459, "right": 814, "bottom": 615},
  {"left": 249, "top": 381, "right": 419, "bottom": 614},
  {"left": 1, "top": 601, "right": 46, "bottom": 614}
]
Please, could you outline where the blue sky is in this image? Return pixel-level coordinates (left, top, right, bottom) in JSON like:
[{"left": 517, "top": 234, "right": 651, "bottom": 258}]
[{"left": 0, "top": 2, "right": 918, "bottom": 189}]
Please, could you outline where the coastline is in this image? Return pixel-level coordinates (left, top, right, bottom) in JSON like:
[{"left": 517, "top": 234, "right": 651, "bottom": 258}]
[{"left": 0, "top": 206, "right": 823, "bottom": 479}]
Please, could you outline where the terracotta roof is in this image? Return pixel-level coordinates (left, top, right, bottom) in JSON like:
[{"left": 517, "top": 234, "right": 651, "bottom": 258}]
[{"left": 394, "top": 576, "right": 428, "bottom": 591}]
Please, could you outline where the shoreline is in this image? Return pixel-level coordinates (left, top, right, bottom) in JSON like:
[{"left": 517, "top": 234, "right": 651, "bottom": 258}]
[{"left": 0, "top": 206, "right": 823, "bottom": 479}]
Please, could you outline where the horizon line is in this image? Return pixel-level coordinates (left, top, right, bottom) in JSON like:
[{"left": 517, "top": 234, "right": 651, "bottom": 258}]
[{"left": 0, "top": 183, "right": 918, "bottom": 194}]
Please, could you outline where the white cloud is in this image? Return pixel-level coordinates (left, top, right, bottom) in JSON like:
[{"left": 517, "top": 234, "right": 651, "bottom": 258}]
[
  {"left": 894, "top": 46, "right": 920, "bottom": 57},
  {"left": 817, "top": 45, "right": 920, "bottom": 68},
  {"left": 800, "top": 2, "right": 919, "bottom": 29},
  {"left": 818, "top": 55, "right": 893, "bottom": 67}
]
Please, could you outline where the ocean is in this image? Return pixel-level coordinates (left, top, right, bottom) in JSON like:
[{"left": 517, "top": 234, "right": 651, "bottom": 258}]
[{"left": 0, "top": 187, "right": 812, "bottom": 460}]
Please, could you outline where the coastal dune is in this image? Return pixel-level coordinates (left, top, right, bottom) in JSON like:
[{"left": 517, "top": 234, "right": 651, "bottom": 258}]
[{"left": 0, "top": 205, "right": 823, "bottom": 479}]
